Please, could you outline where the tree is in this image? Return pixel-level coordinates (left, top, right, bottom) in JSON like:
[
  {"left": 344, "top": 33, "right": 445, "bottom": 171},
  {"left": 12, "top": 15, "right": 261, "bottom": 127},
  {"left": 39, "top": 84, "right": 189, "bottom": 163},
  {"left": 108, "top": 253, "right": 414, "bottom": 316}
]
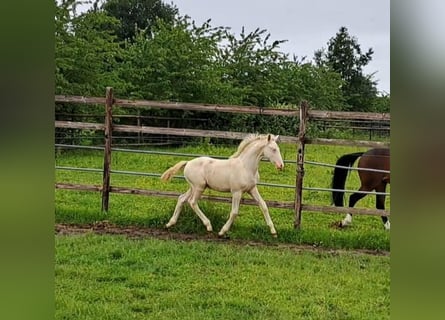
[
  {"left": 314, "top": 26, "right": 378, "bottom": 111},
  {"left": 55, "top": 0, "right": 128, "bottom": 145},
  {"left": 119, "top": 16, "right": 232, "bottom": 102},
  {"left": 100, "top": 0, "right": 178, "bottom": 41},
  {"left": 55, "top": 0, "right": 125, "bottom": 96},
  {"left": 218, "top": 27, "right": 290, "bottom": 107},
  {"left": 372, "top": 93, "right": 390, "bottom": 113}
]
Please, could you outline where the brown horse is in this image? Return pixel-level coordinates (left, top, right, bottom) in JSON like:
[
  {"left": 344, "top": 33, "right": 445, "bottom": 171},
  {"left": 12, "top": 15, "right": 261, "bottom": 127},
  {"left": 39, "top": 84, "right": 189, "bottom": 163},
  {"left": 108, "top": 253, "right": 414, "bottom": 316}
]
[{"left": 331, "top": 148, "right": 390, "bottom": 230}]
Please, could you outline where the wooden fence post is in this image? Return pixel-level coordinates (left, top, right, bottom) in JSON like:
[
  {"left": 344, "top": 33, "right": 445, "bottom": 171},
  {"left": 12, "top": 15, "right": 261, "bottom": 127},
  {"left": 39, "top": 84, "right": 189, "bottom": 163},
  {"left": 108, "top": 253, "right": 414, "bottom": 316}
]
[
  {"left": 101, "top": 87, "right": 113, "bottom": 212},
  {"left": 137, "top": 109, "right": 141, "bottom": 144},
  {"left": 294, "top": 101, "right": 308, "bottom": 229}
]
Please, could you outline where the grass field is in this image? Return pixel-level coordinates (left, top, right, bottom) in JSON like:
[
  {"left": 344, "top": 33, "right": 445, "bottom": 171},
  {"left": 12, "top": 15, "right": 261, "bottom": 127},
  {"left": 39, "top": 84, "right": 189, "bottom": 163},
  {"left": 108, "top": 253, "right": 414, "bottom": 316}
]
[
  {"left": 55, "top": 233, "right": 389, "bottom": 320},
  {"left": 55, "top": 141, "right": 390, "bottom": 319}
]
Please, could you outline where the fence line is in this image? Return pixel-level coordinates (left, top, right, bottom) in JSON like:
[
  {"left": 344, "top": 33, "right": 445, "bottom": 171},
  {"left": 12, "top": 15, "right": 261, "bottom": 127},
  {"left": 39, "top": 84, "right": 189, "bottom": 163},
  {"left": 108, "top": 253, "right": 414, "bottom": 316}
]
[
  {"left": 55, "top": 89, "right": 390, "bottom": 228},
  {"left": 303, "top": 186, "right": 389, "bottom": 196},
  {"left": 55, "top": 94, "right": 390, "bottom": 121},
  {"left": 305, "top": 160, "right": 390, "bottom": 174},
  {"left": 56, "top": 162, "right": 390, "bottom": 196},
  {"left": 55, "top": 165, "right": 296, "bottom": 189},
  {"left": 55, "top": 120, "right": 389, "bottom": 148},
  {"left": 56, "top": 144, "right": 390, "bottom": 170},
  {"left": 55, "top": 183, "right": 295, "bottom": 210},
  {"left": 55, "top": 143, "right": 299, "bottom": 163}
]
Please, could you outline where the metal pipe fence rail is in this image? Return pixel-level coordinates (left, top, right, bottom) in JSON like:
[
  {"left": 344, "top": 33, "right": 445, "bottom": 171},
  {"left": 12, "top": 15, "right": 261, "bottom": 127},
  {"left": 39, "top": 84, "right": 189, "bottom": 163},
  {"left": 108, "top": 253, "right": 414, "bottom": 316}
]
[
  {"left": 55, "top": 146, "right": 391, "bottom": 196},
  {"left": 305, "top": 160, "right": 390, "bottom": 174},
  {"left": 55, "top": 165, "right": 296, "bottom": 189},
  {"left": 55, "top": 88, "right": 390, "bottom": 229},
  {"left": 55, "top": 143, "right": 299, "bottom": 163},
  {"left": 55, "top": 165, "right": 389, "bottom": 196}
]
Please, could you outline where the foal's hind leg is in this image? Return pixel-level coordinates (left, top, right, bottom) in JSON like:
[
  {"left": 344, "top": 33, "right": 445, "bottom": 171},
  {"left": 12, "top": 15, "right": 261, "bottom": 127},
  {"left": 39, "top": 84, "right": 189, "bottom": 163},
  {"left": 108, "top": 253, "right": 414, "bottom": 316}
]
[
  {"left": 341, "top": 187, "right": 369, "bottom": 227},
  {"left": 188, "top": 188, "right": 213, "bottom": 232},
  {"left": 376, "top": 183, "right": 390, "bottom": 230},
  {"left": 166, "top": 188, "right": 192, "bottom": 229}
]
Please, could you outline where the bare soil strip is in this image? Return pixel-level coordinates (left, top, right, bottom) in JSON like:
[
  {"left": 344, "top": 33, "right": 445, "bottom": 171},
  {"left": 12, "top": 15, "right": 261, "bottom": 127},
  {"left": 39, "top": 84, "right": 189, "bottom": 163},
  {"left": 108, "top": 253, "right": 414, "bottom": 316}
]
[{"left": 55, "top": 221, "right": 390, "bottom": 257}]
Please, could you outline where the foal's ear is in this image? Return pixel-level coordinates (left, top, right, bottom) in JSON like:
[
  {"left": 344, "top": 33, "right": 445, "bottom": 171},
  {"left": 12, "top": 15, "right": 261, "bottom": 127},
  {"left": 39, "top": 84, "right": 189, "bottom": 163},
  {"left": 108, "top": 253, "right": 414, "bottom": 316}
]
[
  {"left": 267, "top": 134, "right": 271, "bottom": 142},
  {"left": 275, "top": 135, "right": 281, "bottom": 143}
]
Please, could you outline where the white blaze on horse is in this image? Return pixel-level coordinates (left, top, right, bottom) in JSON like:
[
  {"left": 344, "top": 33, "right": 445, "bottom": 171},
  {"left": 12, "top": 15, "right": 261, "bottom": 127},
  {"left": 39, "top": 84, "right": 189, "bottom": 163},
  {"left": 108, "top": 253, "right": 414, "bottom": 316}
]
[{"left": 160, "top": 134, "right": 284, "bottom": 237}]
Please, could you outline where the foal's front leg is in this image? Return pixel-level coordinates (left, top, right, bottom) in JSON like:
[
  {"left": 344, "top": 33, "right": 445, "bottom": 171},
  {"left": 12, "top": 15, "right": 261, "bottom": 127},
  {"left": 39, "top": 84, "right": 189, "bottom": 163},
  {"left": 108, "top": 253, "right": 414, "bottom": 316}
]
[
  {"left": 218, "top": 190, "right": 242, "bottom": 237},
  {"left": 249, "top": 187, "right": 277, "bottom": 237}
]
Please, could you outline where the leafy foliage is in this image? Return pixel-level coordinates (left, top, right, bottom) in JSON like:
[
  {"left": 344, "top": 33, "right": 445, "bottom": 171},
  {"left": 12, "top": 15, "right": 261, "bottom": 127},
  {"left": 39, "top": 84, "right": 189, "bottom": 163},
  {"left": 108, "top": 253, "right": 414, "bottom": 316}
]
[
  {"left": 55, "top": 0, "right": 124, "bottom": 96},
  {"left": 119, "top": 17, "right": 232, "bottom": 102},
  {"left": 372, "top": 93, "right": 391, "bottom": 113},
  {"left": 101, "top": 0, "right": 178, "bottom": 41},
  {"left": 314, "top": 26, "right": 385, "bottom": 112}
]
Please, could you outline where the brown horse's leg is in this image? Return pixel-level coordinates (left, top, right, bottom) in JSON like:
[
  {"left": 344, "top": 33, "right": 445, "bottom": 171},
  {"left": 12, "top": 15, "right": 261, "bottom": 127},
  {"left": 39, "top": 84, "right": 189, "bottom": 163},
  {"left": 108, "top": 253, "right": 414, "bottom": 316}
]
[
  {"left": 349, "top": 189, "right": 368, "bottom": 207},
  {"left": 376, "top": 183, "right": 390, "bottom": 230},
  {"left": 341, "top": 187, "right": 369, "bottom": 227}
]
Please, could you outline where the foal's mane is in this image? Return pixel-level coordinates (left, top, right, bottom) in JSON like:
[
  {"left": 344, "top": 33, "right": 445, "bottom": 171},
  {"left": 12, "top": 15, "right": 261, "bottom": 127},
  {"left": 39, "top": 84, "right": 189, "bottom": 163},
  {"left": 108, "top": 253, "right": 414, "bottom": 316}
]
[{"left": 230, "top": 134, "right": 268, "bottom": 159}]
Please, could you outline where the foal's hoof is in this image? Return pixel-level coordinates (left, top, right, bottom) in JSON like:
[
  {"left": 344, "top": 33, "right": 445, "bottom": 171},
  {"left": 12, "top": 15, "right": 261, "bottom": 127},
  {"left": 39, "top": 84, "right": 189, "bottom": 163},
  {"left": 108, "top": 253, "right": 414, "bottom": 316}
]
[
  {"left": 330, "top": 221, "right": 345, "bottom": 229},
  {"left": 218, "top": 233, "right": 230, "bottom": 239},
  {"left": 271, "top": 233, "right": 278, "bottom": 238}
]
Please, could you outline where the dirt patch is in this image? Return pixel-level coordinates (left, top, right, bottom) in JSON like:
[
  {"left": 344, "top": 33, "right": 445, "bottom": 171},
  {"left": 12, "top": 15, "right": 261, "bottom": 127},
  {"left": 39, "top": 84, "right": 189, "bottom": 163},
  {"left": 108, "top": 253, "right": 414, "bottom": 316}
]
[{"left": 55, "top": 221, "right": 390, "bottom": 257}]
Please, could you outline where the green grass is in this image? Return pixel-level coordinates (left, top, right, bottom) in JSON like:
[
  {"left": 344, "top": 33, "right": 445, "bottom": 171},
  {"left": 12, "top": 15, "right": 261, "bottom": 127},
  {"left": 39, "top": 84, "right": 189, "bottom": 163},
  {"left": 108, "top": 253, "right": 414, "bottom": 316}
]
[
  {"left": 55, "top": 143, "right": 390, "bottom": 251},
  {"left": 55, "top": 233, "right": 390, "bottom": 320}
]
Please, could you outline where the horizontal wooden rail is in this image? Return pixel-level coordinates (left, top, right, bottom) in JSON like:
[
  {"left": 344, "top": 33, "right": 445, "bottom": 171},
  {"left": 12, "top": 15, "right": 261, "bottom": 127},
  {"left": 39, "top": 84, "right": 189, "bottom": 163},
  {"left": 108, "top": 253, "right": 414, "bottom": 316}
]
[
  {"left": 55, "top": 183, "right": 294, "bottom": 209},
  {"left": 110, "top": 186, "right": 295, "bottom": 209},
  {"left": 308, "top": 110, "right": 390, "bottom": 121},
  {"left": 55, "top": 95, "right": 298, "bottom": 117},
  {"left": 55, "top": 183, "right": 102, "bottom": 192},
  {"left": 55, "top": 120, "right": 105, "bottom": 130},
  {"left": 55, "top": 95, "right": 390, "bottom": 121},
  {"left": 55, "top": 120, "right": 296, "bottom": 143},
  {"left": 307, "top": 138, "right": 389, "bottom": 148},
  {"left": 55, "top": 95, "right": 106, "bottom": 104},
  {"left": 55, "top": 121, "right": 389, "bottom": 147},
  {"left": 302, "top": 204, "right": 390, "bottom": 217},
  {"left": 55, "top": 183, "right": 389, "bottom": 217},
  {"left": 115, "top": 98, "right": 300, "bottom": 117}
]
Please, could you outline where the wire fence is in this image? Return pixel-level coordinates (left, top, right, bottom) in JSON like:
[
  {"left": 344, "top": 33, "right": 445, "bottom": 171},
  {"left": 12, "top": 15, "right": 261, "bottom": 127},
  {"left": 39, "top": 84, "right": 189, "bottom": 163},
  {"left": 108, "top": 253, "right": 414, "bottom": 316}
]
[{"left": 55, "top": 143, "right": 389, "bottom": 196}]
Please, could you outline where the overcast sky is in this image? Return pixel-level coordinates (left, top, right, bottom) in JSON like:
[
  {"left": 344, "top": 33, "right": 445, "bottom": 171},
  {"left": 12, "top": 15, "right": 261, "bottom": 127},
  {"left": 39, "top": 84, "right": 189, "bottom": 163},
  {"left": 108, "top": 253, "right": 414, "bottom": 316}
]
[{"left": 169, "top": 0, "right": 390, "bottom": 94}]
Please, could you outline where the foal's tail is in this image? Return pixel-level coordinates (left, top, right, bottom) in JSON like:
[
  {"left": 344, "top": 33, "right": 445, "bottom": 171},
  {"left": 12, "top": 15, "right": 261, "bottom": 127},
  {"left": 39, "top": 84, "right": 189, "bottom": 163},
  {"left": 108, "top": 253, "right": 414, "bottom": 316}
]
[
  {"left": 160, "top": 161, "right": 188, "bottom": 182},
  {"left": 331, "top": 152, "right": 364, "bottom": 206}
]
